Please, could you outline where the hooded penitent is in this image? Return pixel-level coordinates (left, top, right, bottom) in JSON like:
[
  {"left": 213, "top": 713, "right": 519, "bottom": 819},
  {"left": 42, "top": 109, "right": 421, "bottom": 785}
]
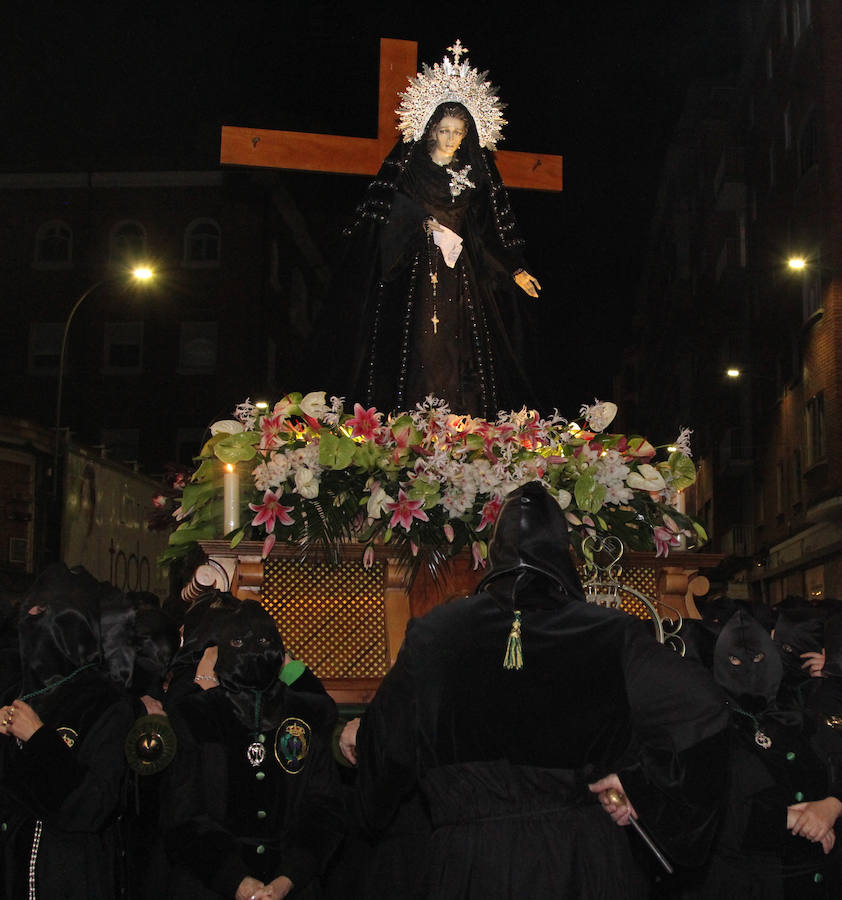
[
  {"left": 17, "top": 563, "right": 103, "bottom": 697},
  {"left": 478, "top": 480, "right": 585, "bottom": 609},
  {"left": 713, "top": 610, "right": 783, "bottom": 712},
  {"left": 214, "top": 601, "right": 287, "bottom": 731}
]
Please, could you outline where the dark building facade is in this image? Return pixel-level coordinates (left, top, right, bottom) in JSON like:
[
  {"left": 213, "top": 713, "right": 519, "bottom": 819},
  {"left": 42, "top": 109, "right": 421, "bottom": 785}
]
[
  {"left": 0, "top": 169, "right": 328, "bottom": 474},
  {"left": 623, "top": 0, "right": 842, "bottom": 602}
]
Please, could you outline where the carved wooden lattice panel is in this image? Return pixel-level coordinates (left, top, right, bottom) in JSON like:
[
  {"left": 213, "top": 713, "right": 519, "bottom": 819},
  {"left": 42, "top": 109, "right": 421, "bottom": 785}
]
[
  {"left": 617, "top": 566, "right": 658, "bottom": 620},
  {"left": 260, "top": 559, "right": 388, "bottom": 679},
  {"left": 578, "top": 564, "right": 658, "bottom": 621}
]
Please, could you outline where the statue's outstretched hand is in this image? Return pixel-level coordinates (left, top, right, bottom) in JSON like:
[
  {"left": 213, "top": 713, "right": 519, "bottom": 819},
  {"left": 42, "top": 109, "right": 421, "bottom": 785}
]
[{"left": 514, "top": 270, "right": 541, "bottom": 298}]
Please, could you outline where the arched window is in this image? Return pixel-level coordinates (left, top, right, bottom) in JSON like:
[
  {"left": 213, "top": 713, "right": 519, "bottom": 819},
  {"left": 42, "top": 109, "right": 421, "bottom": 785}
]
[
  {"left": 109, "top": 220, "right": 147, "bottom": 263},
  {"left": 34, "top": 220, "right": 72, "bottom": 268},
  {"left": 183, "top": 219, "right": 221, "bottom": 267}
]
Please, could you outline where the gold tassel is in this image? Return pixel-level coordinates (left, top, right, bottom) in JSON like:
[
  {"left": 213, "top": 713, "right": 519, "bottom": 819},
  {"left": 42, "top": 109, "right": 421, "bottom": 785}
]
[{"left": 503, "top": 610, "right": 523, "bottom": 670}]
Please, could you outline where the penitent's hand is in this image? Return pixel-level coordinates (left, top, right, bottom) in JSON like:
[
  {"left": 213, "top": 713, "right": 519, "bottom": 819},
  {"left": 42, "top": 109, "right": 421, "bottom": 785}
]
[
  {"left": 339, "top": 717, "right": 361, "bottom": 766},
  {"left": 588, "top": 773, "right": 638, "bottom": 827},
  {"left": 253, "top": 876, "right": 294, "bottom": 899},
  {"left": 788, "top": 796, "right": 842, "bottom": 845},
  {"left": 801, "top": 650, "right": 826, "bottom": 678},
  {"left": 0, "top": 700, "right": 43, "bottom": 742},
  {"left": 514, "top": 269, "right": 541, "bottom": 298},
  {"left": 423, "top": 217, "right": 443, "bottom": 234},
  {"left": 235, "top": 876, "right": 264, "bottom": 900}
]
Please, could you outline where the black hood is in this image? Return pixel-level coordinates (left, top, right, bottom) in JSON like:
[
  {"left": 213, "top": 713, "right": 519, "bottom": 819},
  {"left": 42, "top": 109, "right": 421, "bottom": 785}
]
[
  {"left": 822, "top": 613, "right": 842, "bottom": 678},
  {"left": 131, "top": 607, "right": 180, "bottom": 699},
  {"left": 478, "top": 481, "right": 585, "bottom": 608},
  {"left": 773, "top": 607, "right": 824, "bottom": 682},
  {"left": 714, "top": 610, "right": 782, "bottom": 711},
  {"left": 215, "top": 600, "right": 285, "bottom": 694},
  {"left": 18, "top": 563, "right": 102, "bottom": 695}
]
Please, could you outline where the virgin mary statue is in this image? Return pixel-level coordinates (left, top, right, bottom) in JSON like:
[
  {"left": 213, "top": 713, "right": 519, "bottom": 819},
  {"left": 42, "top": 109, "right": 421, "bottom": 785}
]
[{"left": 332, "top": 40, "right": 542, "bottom": 418}]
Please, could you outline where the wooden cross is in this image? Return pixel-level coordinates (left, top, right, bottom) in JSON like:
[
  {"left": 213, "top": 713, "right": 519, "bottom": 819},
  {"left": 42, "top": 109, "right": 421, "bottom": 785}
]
[{"left": 220, "top": 38, "right": 562, "bottom": 192}]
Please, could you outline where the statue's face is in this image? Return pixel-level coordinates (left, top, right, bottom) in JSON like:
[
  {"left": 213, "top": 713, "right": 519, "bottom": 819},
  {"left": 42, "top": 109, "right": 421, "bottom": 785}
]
[{"left": 431, "top": 116, "right": 467, "bottom": 162}]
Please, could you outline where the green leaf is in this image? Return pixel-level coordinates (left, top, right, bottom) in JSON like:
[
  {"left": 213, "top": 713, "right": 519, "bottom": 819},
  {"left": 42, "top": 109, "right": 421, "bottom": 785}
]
[
  {"left": 229, "top": 528, "right": 246, "bottom": 549},
  {"left": 352, "top": 440, "right": 382, "bottom": 471},
  {"left": 318, "top": 432, "right": 357, "bottom": 469},
  {"left": 666, "top": 451, "right": 697, "bottom": 491},
  {"left": 181, "top": 481, "right": 217, "bottom": 512},
  {"left": 573, "top": 474, "right": 606, "bottom": 514},
  {"left": 213, "top": 432, "right": 259, "bottom": 464}
]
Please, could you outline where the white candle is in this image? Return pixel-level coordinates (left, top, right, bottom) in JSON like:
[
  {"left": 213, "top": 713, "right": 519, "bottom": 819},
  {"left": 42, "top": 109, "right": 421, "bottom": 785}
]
[{"left": 223, "top": 463, "right": 240, "bottom": 533}]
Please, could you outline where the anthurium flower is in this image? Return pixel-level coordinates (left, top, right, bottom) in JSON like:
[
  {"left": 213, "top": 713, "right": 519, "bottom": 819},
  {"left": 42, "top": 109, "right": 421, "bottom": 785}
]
[
  {"left": 210, "top": 419, "right": 245, "bottom": 435},
  {"left": 346, "top": 403, "right": 382, "bottom": 440},
  {"left": 626, "top": 464, "right": 666, "bottom": 492},
  {"left": 580, "top": 400, "right": 618, "bottom": 433},
  {"left": 366, "top": 482, "right": 390, "bottom": 520},
  {"left": 248, "top": 489, "right": 294, "bottom": 533},
  {"left": 273, "top": 394, "right": 299, "bottom": 417},
  {"left": 384, "top": 489, "right": 429, "bottom": 531},
  {"left": 300, "top": 391, "right": 329, "bottom": 419}
]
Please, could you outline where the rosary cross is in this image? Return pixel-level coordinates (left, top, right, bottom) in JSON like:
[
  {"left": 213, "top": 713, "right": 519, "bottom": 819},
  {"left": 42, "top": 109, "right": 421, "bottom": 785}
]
[{"left": 431, "top": 310, "right": 440, "bottom": 334}]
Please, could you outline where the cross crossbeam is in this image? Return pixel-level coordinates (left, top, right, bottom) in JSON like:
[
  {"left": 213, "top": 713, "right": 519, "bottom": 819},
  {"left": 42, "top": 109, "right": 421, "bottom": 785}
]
[{"left": 220, "top": 38, "right": 562, "bottom": 192}]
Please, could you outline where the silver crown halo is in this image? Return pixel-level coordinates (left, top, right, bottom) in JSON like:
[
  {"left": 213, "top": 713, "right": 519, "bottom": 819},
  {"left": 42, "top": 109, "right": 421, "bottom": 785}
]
[{"left": 396, "top": 39, "right": 508, "bottom": 151}]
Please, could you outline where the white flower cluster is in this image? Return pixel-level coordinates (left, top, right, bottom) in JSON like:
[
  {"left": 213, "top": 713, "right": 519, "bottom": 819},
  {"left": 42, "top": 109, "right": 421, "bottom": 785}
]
[{"left": 252, "top": 441, "right": 322, "bottom": 499}]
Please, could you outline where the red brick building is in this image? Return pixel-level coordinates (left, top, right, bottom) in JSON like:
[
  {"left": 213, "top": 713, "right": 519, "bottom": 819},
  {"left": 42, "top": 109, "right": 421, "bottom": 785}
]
[{"left": 622, "top": 0, "right": 842, "bottom": 602}]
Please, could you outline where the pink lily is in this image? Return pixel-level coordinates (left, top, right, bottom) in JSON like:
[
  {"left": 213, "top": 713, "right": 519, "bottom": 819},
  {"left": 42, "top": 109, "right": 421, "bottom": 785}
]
[
  {"left": 471, "top": 540, "right": 487, "bottom": 570},
  {"left": 259, "top": 414, "right": 286, "bottom": 450},
  {"left": 346, "top": 403, "right": 382, "bottom": 440},
  {"left": 653, "top": 525, "right": 682, "bottom": 558},
  {"left": 477, "top": 497, "right": 503, "bottom": 531},
  {"left": 261, "top": 533, "right": 277, "bottom": 558},
  {"left": 363, "top": 544, "right": 375, "bottom": 569},
  {"left": 248, "top": 489, "right": 294, "bottom": 533},
  {"left": 443, "top": 523, "right": 455, "bottom": 543},
  {"left": 384, "top": 489, "right": 429, "bottom": 532}
]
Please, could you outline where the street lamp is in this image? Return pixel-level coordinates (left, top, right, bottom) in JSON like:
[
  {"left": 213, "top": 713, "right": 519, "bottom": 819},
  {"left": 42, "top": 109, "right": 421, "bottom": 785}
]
[{"left": 52, "top": 266, "right": 156, "bottom": 494}]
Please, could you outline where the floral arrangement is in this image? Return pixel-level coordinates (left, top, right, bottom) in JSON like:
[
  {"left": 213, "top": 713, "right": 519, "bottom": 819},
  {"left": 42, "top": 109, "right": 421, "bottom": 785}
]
[{"left": 159, "top": 392, "right": 706, "bottom": 572}]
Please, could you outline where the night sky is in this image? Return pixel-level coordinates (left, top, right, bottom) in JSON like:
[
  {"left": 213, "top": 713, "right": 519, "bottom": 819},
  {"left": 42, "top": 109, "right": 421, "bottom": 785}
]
[{"left": 4, "top": 2, "right": 736, "bottom": 414}]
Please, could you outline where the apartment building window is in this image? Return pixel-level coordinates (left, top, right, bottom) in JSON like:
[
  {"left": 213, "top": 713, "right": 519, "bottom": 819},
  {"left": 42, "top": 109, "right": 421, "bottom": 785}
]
[
  {"left": 109, "top": 220, "right": 147, "bottom": 263},
  {"left": 805, "top": 392, "right": 825, "bottom": 466},
  {"left": 799, "top": 111, "right": 818, "bottom": 175},
  {"left": 802, "top": 267, "right": 822, "bottom": 319},
  {"left": 776, "top": 460, "right": 786, "bottom": 514},
  {"left": 791, "top": 449, "right": 802, "bottom": 504},
  {"left": 103, "top": 322, "right": 143, "bottom": 374},
  {"left": 34, "top": 220, "right": 72, "bottom": 269},
  {"left": 101, "top": 428, "right": 140, "bottom": 463},
  {"left": 179, "top": 322, "right": 218, "bottom": 373},
  {"left": 184, "top": 219, "right": 221, "bottom": 267},
  {"left": 27, "top": 323, "right": 63, "bottom": 373}
]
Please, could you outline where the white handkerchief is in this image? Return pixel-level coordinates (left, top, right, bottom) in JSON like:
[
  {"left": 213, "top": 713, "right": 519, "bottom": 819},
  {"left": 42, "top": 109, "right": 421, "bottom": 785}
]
[{"left": 432, "top": 225, "right": 463, "bottom": 268}]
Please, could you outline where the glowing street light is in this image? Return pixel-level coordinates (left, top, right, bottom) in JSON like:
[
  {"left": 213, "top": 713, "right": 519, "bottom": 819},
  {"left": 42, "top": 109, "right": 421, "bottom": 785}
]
[
  {"left": 53, "top": 266, "right": 156, "bottom": 493},
  {"left": 788, "top": 257, "right": 807, "bottom": 271}
]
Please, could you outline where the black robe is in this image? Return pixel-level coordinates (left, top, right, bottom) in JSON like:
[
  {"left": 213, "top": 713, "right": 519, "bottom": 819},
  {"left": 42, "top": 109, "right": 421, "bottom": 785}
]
[
  {"left": 331, "top": 117, "right": 536, "bottom": 418},
  {"left": 165, "top": 685, "right": 344, "bottom": 899},
  {"left": 0, "top": 670, "right": 135, "bottom": 900},
  {"left": 354, "top": 594, "right": 728, "bottom": 900}
]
